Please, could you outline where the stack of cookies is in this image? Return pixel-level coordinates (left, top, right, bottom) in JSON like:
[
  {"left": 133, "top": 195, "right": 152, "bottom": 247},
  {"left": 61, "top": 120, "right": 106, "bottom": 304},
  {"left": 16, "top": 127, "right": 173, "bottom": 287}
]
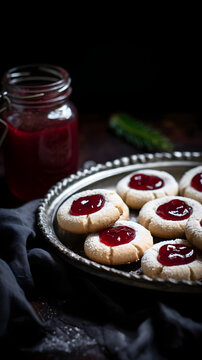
[{"left": 57, "top": 165, "right": 202, "bottom": 281}]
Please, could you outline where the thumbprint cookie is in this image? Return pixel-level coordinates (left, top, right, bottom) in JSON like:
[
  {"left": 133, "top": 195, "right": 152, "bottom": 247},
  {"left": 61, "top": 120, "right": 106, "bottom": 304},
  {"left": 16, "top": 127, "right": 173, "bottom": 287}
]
[
  {"left": 179, "top": 165, "right": 202, "bottom": 203},
  {"left": 138, "top": 195, "right": 202, "bottom": 239},
  {"left": 57, "top": 189, "right": 126, "bottom": 234},
  {"left": 84, "top": 220, "right": 153, "bottom": 265},
  {"left": 116, "top": 169, "right": 178, "bottom": 209},
  {"left": 141, "top": 239, "right": 202, "bottom": 280},
  {"left": 185, "top": 211, "right": 202, "bottom": 250}
]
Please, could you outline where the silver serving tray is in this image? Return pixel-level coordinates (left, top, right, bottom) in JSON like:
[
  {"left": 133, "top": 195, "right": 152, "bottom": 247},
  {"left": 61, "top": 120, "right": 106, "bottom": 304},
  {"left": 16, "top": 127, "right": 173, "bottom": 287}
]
[{"left": 37, "top": 151, "right": 202, "bottom": 293}]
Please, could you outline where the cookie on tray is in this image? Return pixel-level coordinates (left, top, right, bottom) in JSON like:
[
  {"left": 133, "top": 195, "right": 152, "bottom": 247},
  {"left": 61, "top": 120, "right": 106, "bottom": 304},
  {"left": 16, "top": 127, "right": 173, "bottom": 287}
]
[
  {"left": 185, "top": 211, "right": 202, "bottom": 250},
  {"left": 138, "top": 195, "right": 202, "bottom": 239},
  {"left": 57, "top": 189, "right": 126, "bottom": 234},
  {"left": 84, "top": 220, "right": 153, "bottom": 265},
  {"left": 116, "top": 169, "right": 178, "bottom": 209},
  {"left": 141, "top": 239, "right": 202, "bottom": 280},
  {"left": 179, "top": 165, "right": 202, "bottom": 203}
]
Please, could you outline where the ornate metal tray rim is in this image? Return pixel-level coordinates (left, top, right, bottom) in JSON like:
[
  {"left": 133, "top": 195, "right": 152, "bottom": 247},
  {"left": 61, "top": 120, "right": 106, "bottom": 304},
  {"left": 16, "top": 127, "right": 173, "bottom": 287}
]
[{"left": 37, "top": 151, "right": 202, "bottom": 293}]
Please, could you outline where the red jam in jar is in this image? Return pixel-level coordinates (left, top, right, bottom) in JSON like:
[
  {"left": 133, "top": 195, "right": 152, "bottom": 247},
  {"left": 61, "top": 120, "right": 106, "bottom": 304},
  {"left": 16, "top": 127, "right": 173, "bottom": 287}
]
[
  {"left": 156, "top": 199, "right": 192, "bottom": 221},
  {"left": 157, "top": 243, "right": 196, "bottom": 266},
  {"left": 191, "top": 173, "right": 202, "bottom": 192},
  {"left": 128, "top": 173, "right": 164, "bottom": 190},
  {"left": 99, "top": 226, "right": 135, "bottom": 247},
  {"left": 1, "top": 65, "right": 78, "bottom": 201},
  {"left": 70, "top": 194, "right": 105, "bottom": 216}
]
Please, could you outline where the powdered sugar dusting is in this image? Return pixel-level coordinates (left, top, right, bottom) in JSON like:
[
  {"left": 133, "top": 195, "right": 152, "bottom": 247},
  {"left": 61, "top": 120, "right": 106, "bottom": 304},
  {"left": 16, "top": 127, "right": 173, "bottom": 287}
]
[{"left": 32, "top": 321, "right": 97, "bottom": 354}]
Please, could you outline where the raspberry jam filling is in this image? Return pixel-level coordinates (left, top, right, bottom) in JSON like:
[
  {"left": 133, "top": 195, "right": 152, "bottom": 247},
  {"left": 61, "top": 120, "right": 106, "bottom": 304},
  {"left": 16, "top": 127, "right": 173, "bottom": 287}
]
[
  {"left": 99, "top": 226, "right": 135, "bottom": 247},
  {"left": 156, "top": 199, "right": 192, "bottom": 221},
  {"left": 200, "top": 219, "right": 202, "bottom": 227},
  {"left": 191, "top": 173, "right": 202, "bottom": 192},
  {"left": 70, "top": 194, "right": 105, "bottom": 216},
  {"left": 128, "top": 173, "right": 164, "bottom": 191},
  {"left": 157, "top": 243, "right": 196, "bottom": 266}
]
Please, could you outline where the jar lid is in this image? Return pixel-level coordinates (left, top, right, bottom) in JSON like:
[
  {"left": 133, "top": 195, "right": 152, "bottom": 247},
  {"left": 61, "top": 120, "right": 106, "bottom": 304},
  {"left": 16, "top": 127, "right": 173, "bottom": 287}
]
[{"left": 1, "top": 64, "right": 71, "bottom": 105}]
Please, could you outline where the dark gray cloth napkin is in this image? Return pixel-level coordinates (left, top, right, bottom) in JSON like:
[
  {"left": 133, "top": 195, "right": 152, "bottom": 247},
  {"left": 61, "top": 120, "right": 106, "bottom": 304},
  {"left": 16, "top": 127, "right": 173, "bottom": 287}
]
[{"left": 0, "top": 200, "right": 202, "bottom": 359}]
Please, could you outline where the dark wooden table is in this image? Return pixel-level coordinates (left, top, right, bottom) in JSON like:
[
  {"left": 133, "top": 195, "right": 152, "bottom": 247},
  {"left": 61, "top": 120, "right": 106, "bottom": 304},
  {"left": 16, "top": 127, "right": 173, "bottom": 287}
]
[{"left": 78, "top": 112, "right": 202, "bottom": 166}]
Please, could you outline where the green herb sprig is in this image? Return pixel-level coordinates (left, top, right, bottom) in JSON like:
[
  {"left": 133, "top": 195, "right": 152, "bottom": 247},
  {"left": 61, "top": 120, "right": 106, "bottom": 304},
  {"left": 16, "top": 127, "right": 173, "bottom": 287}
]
[{"left": 109, "top": 113, "right": 173, "bottom": 152}]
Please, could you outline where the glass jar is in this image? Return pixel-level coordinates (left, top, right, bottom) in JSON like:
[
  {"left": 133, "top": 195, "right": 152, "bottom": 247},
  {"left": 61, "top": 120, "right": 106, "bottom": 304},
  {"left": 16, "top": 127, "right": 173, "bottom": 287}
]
[{"left": 0, "top": 64, "right": 78, "bottom": 201}]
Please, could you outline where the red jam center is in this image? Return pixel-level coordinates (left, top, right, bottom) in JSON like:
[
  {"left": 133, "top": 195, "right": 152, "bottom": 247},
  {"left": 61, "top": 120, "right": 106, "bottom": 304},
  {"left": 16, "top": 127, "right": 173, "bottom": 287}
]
[
  {"left": 191, "top": 173, "right": 202, "bottom": 192},
  {"left": 70, "top": 194, "right": 105, "bottom": 216},
  {"left": 156, "top": 199, "right": 192, "bottom": 221},
  {"left": 99, "top": 226, "right": 135, "bottom": 247},
  {"left": 200, "top": 219, "right": 202, "bottom": 227},
  {"left": 157, "top": 243, "right": 196, "bottom": 266},
  {"left": 128, "top": 173, "right": 164, "bottom": 191}
]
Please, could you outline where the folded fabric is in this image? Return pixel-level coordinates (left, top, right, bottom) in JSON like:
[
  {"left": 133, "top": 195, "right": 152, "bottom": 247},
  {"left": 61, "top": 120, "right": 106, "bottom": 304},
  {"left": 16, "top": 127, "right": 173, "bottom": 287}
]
[{"left": 0, "top": 200, "right": 202, "bottom": 359}]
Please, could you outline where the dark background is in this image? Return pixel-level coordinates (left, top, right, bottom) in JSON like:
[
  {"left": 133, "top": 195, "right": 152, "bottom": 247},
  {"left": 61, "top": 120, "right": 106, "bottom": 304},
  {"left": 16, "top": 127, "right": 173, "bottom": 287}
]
[{"left": 0, "top": 44, "right": 201, "bottom": 115}]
